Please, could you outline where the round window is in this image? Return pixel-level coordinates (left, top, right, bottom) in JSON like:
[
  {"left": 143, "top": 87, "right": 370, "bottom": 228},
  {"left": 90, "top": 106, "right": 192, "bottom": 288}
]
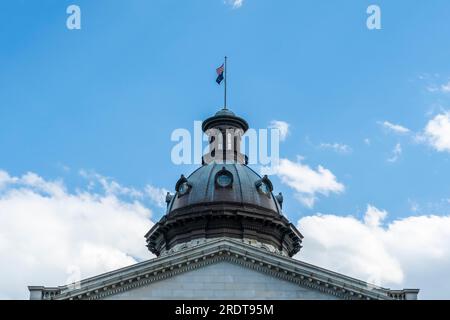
[
  {"left": 178, "top": 182, "right": 190, "bottom": 195},
  {"left": 259, "top": 181, "right": 270, "bottom": 194},
  {"left": 255, "top": 175, "right": 273, "bottom": 196},
  {"left": 175, "top": 175, "right": 191, "bottom": 197},
  {"left": 217, "top": 173, "right": 232, "bottom": 187},
  {"left": 215, "top": 168, "right": 233, "bottom": 188}
]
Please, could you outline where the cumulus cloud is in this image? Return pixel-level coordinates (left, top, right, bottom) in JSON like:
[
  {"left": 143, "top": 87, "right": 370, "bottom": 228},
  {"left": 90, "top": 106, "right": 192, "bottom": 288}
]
[
  {"left": 79, "top": 170, "right": 167, "bottom": 207},
  {"left": 145, "top": 185, "right": 169, "bottom": 208},
  {"left": 79, "top": 170, "right": 143, "bottom": 198},
  {"left": 428, "top": 80, "right": 450, "bottom": 93},
  {"left": 269, "top": 120, "right": 290, "bottom": 142},
  {"left": 419, "top": 112, "right": 450, "bottom": 153},
  {"left": 0, "top": 169, "right": 155, "bottom": 299},
  {"left": 374, "top": 112, "right": 450, "bottom": 155},
  {"left": 0, "top": 170, "right": 18, "bottom": 188},
  {"left": 297, "top": 205, "right": 450, "bottom": 299},
  {"left": 387, "top": 143, "right": 402, "bottom": 163},
  {"left": 266, "top": 158, "right": 344, "bottom": 208},
  {"left": 224, "top": 0, "right": 244, "bottom": 9},
  {"left": 319, "top": 142, "right": 352, "bottom": 154},
  {"left": 379, "top": 121, "right": 411, "bottom": 134}
]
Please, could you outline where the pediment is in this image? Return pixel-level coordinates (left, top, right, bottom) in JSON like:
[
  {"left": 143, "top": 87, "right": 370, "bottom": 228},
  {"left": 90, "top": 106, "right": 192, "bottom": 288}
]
[
  {"left": 30, "top": 238, "right": 412, "bottom": 300},
  {"left": 102, "top": 261, "right": 339, "bottom": 300}
]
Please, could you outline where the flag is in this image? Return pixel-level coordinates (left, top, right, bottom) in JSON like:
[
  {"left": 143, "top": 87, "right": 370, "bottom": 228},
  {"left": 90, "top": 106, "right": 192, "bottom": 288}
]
[{"left": 216, "top": 64, "right": 224, "bottom": 84}]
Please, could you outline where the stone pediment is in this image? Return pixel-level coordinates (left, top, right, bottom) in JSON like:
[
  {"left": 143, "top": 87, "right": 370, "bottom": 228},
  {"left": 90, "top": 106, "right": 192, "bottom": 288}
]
[{"left": 29, "top": 238, "right": 418, "bottom": 300}]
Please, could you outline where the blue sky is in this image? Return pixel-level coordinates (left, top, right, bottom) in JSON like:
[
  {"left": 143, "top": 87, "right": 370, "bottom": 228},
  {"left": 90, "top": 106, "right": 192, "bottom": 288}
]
[
  {"left": 1, "top": 1, "right": 450, "bottom": 298},
  {"left": 2, "top": 0, "right": 450, "bottom": 220}
]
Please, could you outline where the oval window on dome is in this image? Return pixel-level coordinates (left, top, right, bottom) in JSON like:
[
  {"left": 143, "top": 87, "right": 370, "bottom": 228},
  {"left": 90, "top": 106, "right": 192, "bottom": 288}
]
[
  {"left": 215, "top": 168, "right": 233, "bottom": 188},
  {"left": 259, "top": 181, "right": 270, "bottom": 194},
  {"left": 255, "top": 175, "right": 273, "bottom": 196},
  {"left": 178, "top": 181, "right": 191, "bottom": 195},
  {"left": 175, "top": 175, "right": 191, "bottom": 197}
]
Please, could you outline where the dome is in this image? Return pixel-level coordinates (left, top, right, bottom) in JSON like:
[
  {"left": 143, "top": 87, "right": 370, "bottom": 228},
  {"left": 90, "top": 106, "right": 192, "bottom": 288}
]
[
  {"left": 145, "top": 108, "right": 303, "bottom": 257},
  {"left": 215, "top": 108, "right": 235, "bottom": 116},
  {"left": 167, "top": 163, "right": 282, "bottom": 215}
]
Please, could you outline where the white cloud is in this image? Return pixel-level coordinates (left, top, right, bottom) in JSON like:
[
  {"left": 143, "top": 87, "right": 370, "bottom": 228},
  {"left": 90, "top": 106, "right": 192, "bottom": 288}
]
[
  {"left": 420, "top": 112, "right": 450, "bottom": 153},
  {"left": 0, "top": 170, "right": 17, "bottom": 188},
  {"left": 379, "top": 121, "right": 411, "bottom": 134},
  {"left": 418, "top": 74, "right": 449, "bottom": 93},
  {"left": 441, "top": 81, "right": 450, "bottom": 92},
  {"left": 363, "top": 204, "right": 388, "bottom": 227},
  {"left": 426, "top": 86, "right": 440, "bottom": 93},
  {"left": 364, "top": 138, "right": 371, "bottom": 146},
  {"left": 145, "top": 185, "right": 169, "bottom": 208},
  {"left": 79, "top": 170, "right": 143, "bottom": 198},
  {"left": 224, "top": 0, "right": 244, "bottom": 9},
  {"left": 387, "top": 143, "right": 402, "bottom": 163},
  {"left": 0, "top": 169, "right": 154, "bottom": 299},
  {"left": 269, "top": 120, "right": 290, "bottom": 142},
  {"left": 297, "top": 205, "right": 450, "bottom": 299},
  {"left": 319, "top": 142, "right": 352, "bottom": 154},
  {"left": 79, "top": 170, "right": 168, "bottom": 207},
  {"left": 267, "top": 158, "right": 344, "bottom": 208}
]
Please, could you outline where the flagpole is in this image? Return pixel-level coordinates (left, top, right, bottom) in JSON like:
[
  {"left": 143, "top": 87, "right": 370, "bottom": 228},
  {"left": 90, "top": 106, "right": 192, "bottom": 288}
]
[{"left": 224, "top": 56, "right": 227, "bottom": 110}]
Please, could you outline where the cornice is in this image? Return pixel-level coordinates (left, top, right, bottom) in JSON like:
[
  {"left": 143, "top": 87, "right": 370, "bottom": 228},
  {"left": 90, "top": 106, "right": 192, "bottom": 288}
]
[{"left": 37, "top": 239, "right": 404, "bottom": 301}]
